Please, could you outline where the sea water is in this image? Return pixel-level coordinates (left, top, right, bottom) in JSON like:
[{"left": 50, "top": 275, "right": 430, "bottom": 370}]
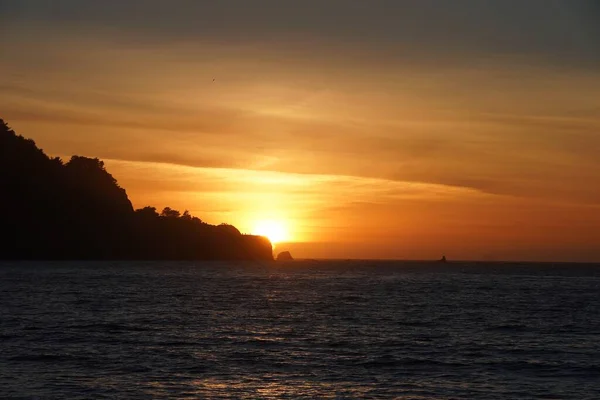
[{"left": 1, "top": 260, "right": 599, "bottom": 399}]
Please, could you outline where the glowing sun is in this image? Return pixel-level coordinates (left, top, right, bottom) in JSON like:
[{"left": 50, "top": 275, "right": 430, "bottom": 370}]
[{"left": 252, "top": 219, "right": 289, "bottom": 244}]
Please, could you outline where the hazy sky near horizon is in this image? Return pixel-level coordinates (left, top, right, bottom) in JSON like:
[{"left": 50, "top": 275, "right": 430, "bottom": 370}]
[{"left": 1, "top": 1, "right": 599, "bottom": 261}]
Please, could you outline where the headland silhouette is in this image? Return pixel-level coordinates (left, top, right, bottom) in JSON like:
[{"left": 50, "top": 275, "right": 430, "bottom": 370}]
[{"left": 0, "top": 118, "right": 273, "bottom": 261}]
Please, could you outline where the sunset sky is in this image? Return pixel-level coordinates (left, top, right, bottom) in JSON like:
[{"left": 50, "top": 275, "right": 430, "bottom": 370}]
[{"left": 1, "top": 1, "right": 599, "bottom": 261}]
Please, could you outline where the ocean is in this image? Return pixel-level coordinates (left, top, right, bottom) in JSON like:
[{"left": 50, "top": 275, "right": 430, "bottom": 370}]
[{"left": 1, "top": 260, "right": 599, "bottom": 399}]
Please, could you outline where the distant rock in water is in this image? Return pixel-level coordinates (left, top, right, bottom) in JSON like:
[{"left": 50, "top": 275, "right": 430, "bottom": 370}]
[
  {"left": 0, "top": 117, "right": 273, "bottom": 261},
  {"left": 438, "top": 255, "right": 447, "bottom": 263},
  {"left": 276, "top": 251, "right": 294, "bottom": 261}
]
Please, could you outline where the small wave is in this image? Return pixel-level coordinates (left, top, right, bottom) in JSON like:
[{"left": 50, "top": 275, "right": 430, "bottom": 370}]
[
  {"left": 339, "top": 295, "right": 365, "bottom": 302},
  {"left": 155, "top": 341, "right": 192, "bottom": 347},
  {"left": 66, "top": 323, "right": 152, "bottom": 332},
  {"left": 399, "top": 321, "right": 436, "bottom": 327},
  {"left": 177, "top": 365, "right": 209, "bottom": 374},
  {"left": 569, "top": 365, "right": 600, "bottom": 378},
  {"left": 358, "top": 356, "right": 466, "bottom": 369},
  {"left": 485, "top": 324, "right": 529, "bottom": 332},
  {"left": 121, "top": 364, "right": 153, "bottom": 373},
  {"left": 241, "top": 338, "right": 286, "bottom": 348},
  {"left": 480, "top": 359, "right": 564, "bottom": 373},
  {"left": 325, "top": 340, "right": 352, "bottom": 348},
  {"left": 9, "top": 354, "right": 70, "bottom": 362}
]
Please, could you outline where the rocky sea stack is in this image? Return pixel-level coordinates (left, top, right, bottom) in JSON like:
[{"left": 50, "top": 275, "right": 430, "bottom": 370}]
[{"left": 276, "top": 251, "right": 294, "bottom": 261}]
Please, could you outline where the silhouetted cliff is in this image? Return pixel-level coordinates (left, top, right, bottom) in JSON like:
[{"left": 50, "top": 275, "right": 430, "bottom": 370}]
[{"left": 0, "top": 118, "right": 273, "bottom": 261}]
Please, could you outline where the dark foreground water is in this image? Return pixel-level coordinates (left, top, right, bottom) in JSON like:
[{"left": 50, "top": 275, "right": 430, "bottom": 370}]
[{"left": 1, "top": 261, "right": 599, "bottom": 399}]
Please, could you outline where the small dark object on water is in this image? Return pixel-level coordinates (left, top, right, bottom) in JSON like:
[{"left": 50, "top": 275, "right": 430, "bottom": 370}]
[
  {"left": 439, "top": 255, "right": 447, "bottom": 263},
  {"left": 277, "top": 251, "right": 293, "bottom": 261}
]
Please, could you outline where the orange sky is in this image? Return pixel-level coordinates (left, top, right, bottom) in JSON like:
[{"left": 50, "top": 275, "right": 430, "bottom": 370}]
[{"left": 1, "top": 1, "right": 599, "bottom": 261}]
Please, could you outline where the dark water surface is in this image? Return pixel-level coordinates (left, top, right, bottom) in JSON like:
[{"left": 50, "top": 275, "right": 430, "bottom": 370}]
[{"left": 1, "top": 261, "right": 599, "bottom": 399}]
